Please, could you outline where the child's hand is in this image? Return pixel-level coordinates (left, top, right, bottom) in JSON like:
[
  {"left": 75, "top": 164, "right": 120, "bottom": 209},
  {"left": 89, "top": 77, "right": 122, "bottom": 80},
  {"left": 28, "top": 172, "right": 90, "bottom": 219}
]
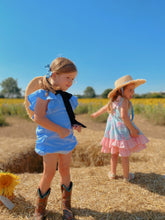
[
  {"left": 130, "top": 128, "right": 139, "bottom": 137},
  {"left": 59, "top": 127, "right": 70, "bottom": 139},
  {"left": 91, "top": 113, "right": 97, "bottom": 118},
  {"left": 73, "top": 124, "right": 82, "bottom": 132},
  {"left": 91, "top": 105, "right": 108, "bottom": 118}
]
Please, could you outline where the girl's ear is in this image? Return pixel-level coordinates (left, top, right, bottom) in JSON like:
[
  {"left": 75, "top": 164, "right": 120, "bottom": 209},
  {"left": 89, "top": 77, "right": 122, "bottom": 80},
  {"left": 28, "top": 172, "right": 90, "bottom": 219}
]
[{"left": 51, "top": 72, "right": 57, "bottom": 79}]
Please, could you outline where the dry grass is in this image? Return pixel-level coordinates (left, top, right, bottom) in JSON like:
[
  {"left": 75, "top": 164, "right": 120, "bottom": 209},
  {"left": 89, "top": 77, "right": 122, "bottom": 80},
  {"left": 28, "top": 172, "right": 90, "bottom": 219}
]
[{"left": 0, "top": 115, "right": 165, "bottom": 220}]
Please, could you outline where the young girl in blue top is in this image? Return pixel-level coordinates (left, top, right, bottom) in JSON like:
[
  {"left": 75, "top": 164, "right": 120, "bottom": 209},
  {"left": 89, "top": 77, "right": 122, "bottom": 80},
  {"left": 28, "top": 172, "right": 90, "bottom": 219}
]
[
  {"left": 91, "top": 75, "right": 149, "bottom": 182},
  {"left": 25, "top": 57, "right": 84, "bottom": 220}
]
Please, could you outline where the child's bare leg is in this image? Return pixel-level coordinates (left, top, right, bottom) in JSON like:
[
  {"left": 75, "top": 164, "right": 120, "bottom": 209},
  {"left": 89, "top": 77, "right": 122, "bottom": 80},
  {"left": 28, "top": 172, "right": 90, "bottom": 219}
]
[
  {"left": 111, "top": 153, "right": 119, "bottom": 176},
  {"left": 121, "top": 156, "right": 129, "bottom": 179},
  {"left": 39, "top": 153, "right": 58, "bottom": 195},
  {"left": 58, "top": 152, "right": 72, "bottom": 188}
]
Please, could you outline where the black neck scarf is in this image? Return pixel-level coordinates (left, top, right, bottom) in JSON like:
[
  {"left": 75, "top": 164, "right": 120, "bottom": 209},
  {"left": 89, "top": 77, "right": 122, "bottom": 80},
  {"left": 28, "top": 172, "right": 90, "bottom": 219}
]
[{"left": 55, "top": 90, "right": 86, "bottom": 128}]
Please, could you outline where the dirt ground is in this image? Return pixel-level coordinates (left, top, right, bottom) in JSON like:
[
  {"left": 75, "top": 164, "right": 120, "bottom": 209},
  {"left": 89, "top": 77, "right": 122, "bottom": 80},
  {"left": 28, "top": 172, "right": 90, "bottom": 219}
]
[{"left": 0, "top": 115, "right": 165, "bottom": 220}]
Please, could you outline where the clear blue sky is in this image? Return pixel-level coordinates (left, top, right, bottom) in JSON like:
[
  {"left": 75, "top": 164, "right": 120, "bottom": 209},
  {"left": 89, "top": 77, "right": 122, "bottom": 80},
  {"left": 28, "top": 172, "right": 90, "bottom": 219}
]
[{"left": 0, "top": 0, "right": 165, "bottom": 95}]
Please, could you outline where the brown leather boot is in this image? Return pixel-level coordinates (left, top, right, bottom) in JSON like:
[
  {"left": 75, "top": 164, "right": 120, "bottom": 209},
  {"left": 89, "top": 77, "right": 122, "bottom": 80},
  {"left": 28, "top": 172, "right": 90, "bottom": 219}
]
[
  {"left": 33, "top": 188, "right": 51, "bottom": 220},
  {"left": 61, "top": 182, "right": 74, "bottom": 220}
]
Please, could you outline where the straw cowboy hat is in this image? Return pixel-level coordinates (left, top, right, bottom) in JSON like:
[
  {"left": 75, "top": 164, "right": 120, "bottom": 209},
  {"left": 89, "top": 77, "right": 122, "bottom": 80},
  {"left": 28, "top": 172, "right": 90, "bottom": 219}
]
[
  {"left": 24, "top": 76, "right": 44, "bottom": 119},
  {"left": 108, "top": 75, "right": 146, "bottom": 98}
]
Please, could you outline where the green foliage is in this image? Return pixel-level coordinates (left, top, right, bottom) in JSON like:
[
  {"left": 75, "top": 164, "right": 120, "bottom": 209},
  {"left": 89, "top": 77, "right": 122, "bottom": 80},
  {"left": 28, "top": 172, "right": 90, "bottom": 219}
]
[
  {"left": 144, "top": 104, "right": 165, "bottom": 125},
  {"left": 134, "top": 103, "right": 165, "bottom": 125},
  {"left": 0, "top": 103, "right": 29, "bottom": 119},
  {"left": 134, "top": 93, "right": 165, "bottom": 98},
  {"left": 0, "top": 114, "right": 8, "bottom": 126},
  {"left": 83, "top": 86, "right": 96, "bottom": 98},
  {"left": 0, "top": 98, "right": 164, "bottom": 126},
  {"left": 0, "top": 94, "right": 5, "bottom": 98},
  {"left": 75, "top": 102, "right": 108, "bottom": 123},
  {"left": 91, "top": 112, "right": 108, "bottom": 123},
  {"left": 0, "top": 77, "right": 22, "bottom": 98},
  {"left": 75, "top": 102, "right": 165, "bottom": 125},
  {"left": 144, "top": 93, "right": 165, "bottom": 98},
  {"left": 101, "top": 88, "right": 112, "bottom": 98},
  {"left": 74, "top": 104, "right": 89, "bottom": 115},
  {"left": 88, "top": 103, "right": 108, "bottom": 122},
  {"left": 133, "top": 104, "right": 145, "bottom": 114}
]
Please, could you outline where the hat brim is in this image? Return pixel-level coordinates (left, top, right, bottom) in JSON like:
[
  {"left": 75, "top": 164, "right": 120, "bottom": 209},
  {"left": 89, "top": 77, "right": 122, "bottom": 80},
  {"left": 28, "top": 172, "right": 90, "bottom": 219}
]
[
  {"left": 108, "top": 79, "right": 146, "bottom": 98},
  {"left": 24, "top": 76, "right": 43, "bottom": 119}
]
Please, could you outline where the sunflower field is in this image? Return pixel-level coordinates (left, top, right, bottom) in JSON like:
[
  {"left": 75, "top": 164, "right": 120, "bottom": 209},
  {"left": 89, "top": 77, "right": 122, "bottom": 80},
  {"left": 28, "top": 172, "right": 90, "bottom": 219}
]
[
  {"left": 77, "top": 98, "right": 165, "bottom": 107},
  {"left": 0, "top": 98, "right": 165, "bottom": 125},
  {"left": 77, "top": 98, "right": 165, "bottom": 125},
  {"left": 0, "top": 99, "right": 28, "bottom": 125}
]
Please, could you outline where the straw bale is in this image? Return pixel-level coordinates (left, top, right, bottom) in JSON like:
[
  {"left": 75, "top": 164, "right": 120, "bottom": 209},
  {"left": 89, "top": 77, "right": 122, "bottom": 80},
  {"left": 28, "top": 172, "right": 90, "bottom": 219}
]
[
  {"left": 0, "top": 115, "right": 165, "bottom": 219},
  {"left": 0, "top": 166, "right": 165, "bottom": 219}
]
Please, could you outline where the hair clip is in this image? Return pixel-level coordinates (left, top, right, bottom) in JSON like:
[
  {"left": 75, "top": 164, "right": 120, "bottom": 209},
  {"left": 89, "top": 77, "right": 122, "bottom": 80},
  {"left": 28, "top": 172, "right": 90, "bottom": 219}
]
[
  {"left": 45, "top": 64, "right": 52, "bottom": 78},
  {"left": 121, "top": 87, "right": 124, "bottom": 95}
]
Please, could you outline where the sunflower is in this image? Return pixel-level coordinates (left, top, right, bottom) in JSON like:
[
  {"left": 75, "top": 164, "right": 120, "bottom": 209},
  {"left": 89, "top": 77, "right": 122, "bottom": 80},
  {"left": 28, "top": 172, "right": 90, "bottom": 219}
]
[{"left": 0, "top": 171, "right": 19, "bottom": 197}]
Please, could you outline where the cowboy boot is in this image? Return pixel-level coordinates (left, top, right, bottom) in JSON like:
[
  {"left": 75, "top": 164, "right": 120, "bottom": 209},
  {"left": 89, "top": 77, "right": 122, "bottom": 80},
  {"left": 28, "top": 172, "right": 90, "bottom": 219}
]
[
  {"left": 61, "top": 182, "right": 74, "bottom": 220},
  {"left": 33, "top": 188, "right": 51, "bottom": 220}
]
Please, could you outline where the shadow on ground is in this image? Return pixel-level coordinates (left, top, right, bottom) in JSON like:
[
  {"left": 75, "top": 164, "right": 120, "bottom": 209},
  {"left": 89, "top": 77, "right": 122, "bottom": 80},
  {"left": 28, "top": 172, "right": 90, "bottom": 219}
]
[
  {"left": 132, "top": 172, "right": 165, "bottom": 196},
  {"left": 5, "top": 195, "right": 165, "bottom": 220}
]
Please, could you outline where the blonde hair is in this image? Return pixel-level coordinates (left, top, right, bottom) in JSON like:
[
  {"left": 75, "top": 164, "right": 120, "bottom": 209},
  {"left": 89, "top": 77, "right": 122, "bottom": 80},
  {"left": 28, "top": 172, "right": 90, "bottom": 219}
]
[
  {"left": 107, "top": 90, "right": 123, "bottom": 113},
  {"left": 107, "top": 85, "right": 131, "bottom": 113},
  {"left": 50, "top": 57, "right": 77, "bottom": 74},
  {"left": 40, "top": 57, "right": 77, "bottom": 94}
]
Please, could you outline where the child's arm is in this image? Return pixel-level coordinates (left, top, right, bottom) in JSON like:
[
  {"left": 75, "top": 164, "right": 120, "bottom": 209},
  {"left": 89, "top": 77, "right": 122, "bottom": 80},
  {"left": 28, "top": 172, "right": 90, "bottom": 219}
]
[
  {"left": 91, "top": 104, "right": 108, "bottom": 118},
  {"left": 120, "top": 99, "right": 139, "bottom": 137},
  {"left": 33, "top": 97, "right": 70, "bottom": 138}
]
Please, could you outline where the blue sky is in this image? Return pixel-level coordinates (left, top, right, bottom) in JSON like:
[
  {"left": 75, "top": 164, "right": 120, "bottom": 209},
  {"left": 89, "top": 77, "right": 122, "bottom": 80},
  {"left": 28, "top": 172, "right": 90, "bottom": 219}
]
[{"left": 0, "top": 0, "right": 165, "bottom": 96}]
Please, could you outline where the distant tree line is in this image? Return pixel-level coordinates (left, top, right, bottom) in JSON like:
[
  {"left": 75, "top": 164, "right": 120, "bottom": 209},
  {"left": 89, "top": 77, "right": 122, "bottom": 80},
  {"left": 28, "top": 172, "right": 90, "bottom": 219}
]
[
  {"left": 0, "top": 77, "right": 22, "bottom": 98},
  {"left": 77, "top": 86, "right": 165, "bottom": 99},
  {"left": 0, "top": 77, "right": 165, "bottom": 99},
  {"left": 77, "top": 87, "right": 113, "bottom": 98},
  {"left": 133, "top": 93, "right": 165, "bottom": 98}
]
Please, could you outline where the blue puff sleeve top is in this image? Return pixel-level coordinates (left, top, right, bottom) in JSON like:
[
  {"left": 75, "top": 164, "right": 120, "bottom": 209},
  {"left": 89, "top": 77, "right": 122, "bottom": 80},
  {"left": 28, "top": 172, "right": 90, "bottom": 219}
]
[{"left": 28, "top": 89, "right": 78, "bottom": 156}]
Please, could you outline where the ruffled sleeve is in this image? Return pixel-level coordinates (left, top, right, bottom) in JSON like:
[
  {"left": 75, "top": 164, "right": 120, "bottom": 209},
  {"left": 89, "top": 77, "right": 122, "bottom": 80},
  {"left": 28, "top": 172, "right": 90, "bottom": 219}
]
[
  {"left": 28, "top": 89, "right": 56, "bottom": 112},
  {"left": 70, "top": 95, "right": 78, "bottom": 110}
]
